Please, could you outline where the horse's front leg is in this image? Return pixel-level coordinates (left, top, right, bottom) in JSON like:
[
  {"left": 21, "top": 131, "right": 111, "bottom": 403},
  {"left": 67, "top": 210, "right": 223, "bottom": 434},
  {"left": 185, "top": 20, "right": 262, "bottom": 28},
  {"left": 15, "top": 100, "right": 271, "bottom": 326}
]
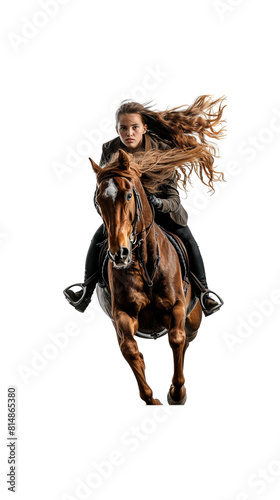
[
  {"left": 115, "top": 310, "right": 162, "bottom": 405},
  {"left": 167, "top": 299, "right": 187, "bottom": 405}
]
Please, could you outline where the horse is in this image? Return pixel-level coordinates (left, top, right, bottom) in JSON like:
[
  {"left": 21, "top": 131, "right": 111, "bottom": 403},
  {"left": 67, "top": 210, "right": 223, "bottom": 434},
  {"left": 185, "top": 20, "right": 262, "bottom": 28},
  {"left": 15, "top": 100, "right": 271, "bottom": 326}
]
[{"left": 89, "top": 149, "right": 202, "bottom": 405}]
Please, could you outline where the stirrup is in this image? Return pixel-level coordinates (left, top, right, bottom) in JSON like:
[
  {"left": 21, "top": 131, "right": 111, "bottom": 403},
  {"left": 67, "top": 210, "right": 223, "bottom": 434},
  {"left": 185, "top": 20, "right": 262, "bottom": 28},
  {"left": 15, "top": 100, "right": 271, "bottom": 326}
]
[
  {"left": 63, "top": 283, "right": 87, "bottom": 306},
  {"left": 200, "top": 289, "right": 224, "bottom": 317}
]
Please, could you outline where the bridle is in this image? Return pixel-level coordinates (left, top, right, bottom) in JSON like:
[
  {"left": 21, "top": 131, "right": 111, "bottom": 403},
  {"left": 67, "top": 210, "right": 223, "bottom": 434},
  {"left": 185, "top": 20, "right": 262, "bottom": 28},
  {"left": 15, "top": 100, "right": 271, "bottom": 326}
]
[
  {"left": 96, "top": 173, "right": 160, "bottom": 287},
  {"left": 96, "top": 173, "right": 153, "bottom": 247}
]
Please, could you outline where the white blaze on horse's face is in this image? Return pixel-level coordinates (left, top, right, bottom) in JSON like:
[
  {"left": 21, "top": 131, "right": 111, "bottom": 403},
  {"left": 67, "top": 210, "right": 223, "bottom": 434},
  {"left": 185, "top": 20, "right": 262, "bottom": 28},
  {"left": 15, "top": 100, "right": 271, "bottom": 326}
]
[
  {"left": 103, "top": 178, "right": 118, "bottom": 204},
  {"left": 98, "top": 176, "right": 135, "bottom": 269}
]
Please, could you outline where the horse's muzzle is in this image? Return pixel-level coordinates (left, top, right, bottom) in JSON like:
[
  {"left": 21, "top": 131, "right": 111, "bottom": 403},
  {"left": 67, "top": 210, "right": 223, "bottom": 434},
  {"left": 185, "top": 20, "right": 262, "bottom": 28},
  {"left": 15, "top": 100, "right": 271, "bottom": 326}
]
[{"left": 108, "top": 246, "right": 131, "bottom": 268}]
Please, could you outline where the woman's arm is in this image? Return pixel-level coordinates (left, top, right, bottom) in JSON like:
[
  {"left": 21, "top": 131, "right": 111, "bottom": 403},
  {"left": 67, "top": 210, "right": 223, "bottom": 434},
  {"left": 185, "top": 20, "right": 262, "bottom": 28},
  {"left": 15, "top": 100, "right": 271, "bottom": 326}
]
[{"left": 156, "top": 173, "right": 181, "bottom": 213}]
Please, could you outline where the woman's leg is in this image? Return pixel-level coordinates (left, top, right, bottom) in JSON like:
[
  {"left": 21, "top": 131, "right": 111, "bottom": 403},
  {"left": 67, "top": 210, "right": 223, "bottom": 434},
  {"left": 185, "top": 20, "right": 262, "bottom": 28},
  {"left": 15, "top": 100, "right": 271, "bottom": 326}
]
[
  {"left": 166, "top": 224, "right": 223, "bottom": 316},
  {"left": 172, "top": 225, "right": 208, "bottom": 288},
  {"left": 84, "top": 223, "right": 107, "bottom": 280},
  {"left": 64, "top": 224, "right": 106, "bottom": 312}
]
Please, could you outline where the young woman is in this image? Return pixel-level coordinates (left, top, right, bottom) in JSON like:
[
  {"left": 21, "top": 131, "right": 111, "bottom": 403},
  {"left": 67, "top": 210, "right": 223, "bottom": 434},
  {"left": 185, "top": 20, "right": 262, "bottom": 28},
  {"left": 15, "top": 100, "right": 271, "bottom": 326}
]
[{"left": 64, "top": 96, "right": 226, "bottom": 315}]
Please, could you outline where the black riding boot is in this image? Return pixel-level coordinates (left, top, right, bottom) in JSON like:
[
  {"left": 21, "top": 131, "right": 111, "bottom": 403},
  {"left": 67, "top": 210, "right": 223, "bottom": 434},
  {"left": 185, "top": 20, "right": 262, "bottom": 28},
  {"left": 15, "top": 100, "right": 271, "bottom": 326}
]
[
  {"left": 63, "top": 224, "right": 106, "bottom": 313},
  {"left": 169, "top": 225, "right": 223, "bottom": 316},
  {"left": 63, "top": 272, "right": 99, "bottom": 312}
]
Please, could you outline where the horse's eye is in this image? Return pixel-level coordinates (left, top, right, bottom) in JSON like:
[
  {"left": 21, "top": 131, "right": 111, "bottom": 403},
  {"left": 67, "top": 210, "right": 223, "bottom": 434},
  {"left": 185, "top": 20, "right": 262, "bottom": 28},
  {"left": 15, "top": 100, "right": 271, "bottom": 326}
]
[{"left": 126, "top": 192, "right": 132, "bottom": 201}]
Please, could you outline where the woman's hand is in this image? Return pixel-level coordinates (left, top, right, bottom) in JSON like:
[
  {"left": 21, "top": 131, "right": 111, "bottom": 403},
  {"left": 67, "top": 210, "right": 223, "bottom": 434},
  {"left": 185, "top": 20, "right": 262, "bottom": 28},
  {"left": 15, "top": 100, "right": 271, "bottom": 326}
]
[{"left": 147, "top": 194, "right": 163, "bottom": 210}]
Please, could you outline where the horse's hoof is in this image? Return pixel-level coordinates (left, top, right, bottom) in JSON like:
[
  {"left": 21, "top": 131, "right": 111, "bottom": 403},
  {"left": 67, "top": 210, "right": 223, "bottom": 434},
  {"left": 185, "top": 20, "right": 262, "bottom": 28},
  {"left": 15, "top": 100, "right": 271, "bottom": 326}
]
[
  {"left": 154, "top": 399, "right": 163, "bottom": 405},
  {"left": 167, "top": 387, "right": 187, "bottom": 405},
  {"left": 146, "top": 398, "right": 163, "bottom": 405}
]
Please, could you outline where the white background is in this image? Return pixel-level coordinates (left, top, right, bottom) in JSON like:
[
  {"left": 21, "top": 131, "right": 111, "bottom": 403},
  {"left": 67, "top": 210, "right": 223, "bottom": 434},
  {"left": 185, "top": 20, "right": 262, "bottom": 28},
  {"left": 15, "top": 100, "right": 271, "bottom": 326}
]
[{"left": 1, "top": 1, "right": 280, "bottom": 499}]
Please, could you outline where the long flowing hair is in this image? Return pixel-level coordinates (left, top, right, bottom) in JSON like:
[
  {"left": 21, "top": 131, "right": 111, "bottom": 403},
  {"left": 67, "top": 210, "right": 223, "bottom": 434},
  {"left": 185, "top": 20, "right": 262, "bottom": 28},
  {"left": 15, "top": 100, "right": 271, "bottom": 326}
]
[{"left": 115, "top": 95, "right": 226, "bottom": 193}]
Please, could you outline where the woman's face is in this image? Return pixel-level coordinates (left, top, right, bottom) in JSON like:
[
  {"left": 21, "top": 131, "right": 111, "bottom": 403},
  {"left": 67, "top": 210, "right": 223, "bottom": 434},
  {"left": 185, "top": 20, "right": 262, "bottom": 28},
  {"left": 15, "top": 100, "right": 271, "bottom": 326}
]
[{"left": 116, "top": 113, "right": 147, "bottom": 149}]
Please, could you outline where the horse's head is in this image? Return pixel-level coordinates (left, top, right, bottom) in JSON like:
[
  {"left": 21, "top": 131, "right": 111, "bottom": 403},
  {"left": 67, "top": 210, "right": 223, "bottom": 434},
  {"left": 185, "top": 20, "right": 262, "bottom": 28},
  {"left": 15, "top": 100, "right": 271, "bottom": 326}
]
[{"left": 89, "top": 150, "right": 141, "bottom": 269}]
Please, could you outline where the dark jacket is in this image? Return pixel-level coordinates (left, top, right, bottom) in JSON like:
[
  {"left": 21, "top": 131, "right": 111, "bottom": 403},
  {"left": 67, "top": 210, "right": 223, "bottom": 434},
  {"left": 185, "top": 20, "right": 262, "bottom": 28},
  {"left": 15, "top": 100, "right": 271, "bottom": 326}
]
[{"left": 96, "top": 133, "right": 188, "bottom": 228}]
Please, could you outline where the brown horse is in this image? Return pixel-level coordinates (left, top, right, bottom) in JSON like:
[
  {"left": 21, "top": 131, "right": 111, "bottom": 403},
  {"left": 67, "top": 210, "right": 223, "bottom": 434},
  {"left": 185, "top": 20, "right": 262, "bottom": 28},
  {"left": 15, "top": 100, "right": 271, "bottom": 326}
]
[{"left": 89, "top": 149, "right": 202, "bottom": 405}]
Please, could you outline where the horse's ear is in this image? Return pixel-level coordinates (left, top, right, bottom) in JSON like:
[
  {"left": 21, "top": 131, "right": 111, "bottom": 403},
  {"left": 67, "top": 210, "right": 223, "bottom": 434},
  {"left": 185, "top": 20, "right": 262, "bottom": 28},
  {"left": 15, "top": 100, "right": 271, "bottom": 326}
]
[
  {"left": 118, "top": 149, "right": 130, "bottom": 170},
  {"left": 89, "top": 158, "right": 102, "bottom": 175}
]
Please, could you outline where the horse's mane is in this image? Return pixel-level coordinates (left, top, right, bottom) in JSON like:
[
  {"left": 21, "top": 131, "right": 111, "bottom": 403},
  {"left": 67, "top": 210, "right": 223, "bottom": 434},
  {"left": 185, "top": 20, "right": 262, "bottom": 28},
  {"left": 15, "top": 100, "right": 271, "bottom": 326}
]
[
  {"left": 97, "top": 145, "right": 225, "bottom": 194},
  {"left": 96, "top": 157, "right": 141, "bottom": 185}
]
